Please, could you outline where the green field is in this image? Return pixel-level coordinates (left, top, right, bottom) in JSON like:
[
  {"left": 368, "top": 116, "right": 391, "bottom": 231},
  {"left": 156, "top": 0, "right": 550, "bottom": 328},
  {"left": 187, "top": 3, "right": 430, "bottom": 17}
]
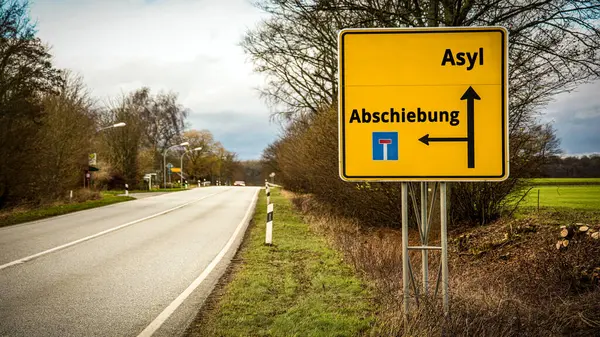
[
  {"left": 529, "top": 178, "right": 600, "bottom": 186},
  {"left": 521, "top": 185, "right": 600, "bottom": 209},
  {"left": 520, "top": 178, "right": 600, "bottom": 210}
]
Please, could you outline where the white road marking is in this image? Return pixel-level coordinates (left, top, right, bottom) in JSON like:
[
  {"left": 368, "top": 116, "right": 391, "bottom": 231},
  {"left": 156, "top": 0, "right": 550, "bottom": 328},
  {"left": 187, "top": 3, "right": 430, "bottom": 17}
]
[
  {"left": 0, "top": 190, "right": 227, "bottom": 271},
  {"left": 136, "top": 188, "right": 259, "bottom": 337}
]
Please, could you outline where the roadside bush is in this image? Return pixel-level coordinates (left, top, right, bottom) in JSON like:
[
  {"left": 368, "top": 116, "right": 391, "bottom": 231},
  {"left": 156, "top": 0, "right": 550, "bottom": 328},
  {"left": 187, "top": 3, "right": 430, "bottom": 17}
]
[
  {"left": 33, "top": 73, "right": 96, "bottom": 203},
  {"left": 277, "top": 107, "right": 404, "bottom": 227},
  {"left": 274, "top": 105, "right": 535, "bottom": 227},
  {"left": 291, "top": 192, "right": 600, "bottom": 336},
  {"left": 72, "top": 188, "right": 101, "bottom": 203}
]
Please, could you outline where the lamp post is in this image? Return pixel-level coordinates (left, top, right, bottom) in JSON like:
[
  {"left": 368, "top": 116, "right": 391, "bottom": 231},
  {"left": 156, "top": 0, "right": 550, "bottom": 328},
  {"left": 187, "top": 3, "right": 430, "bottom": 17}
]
[
  {"left": 88, "top": 122, "right": 126, "bottom": 188},
  {"left": 163, "top": 141, "right": 189, "bottom": 188},
  {"left": 97, "top": 122, "right": 126, "bottom": 132},
  {"left": 218, "top": 154, "right": 226, "bottom": 186},
  {"left": 180, "top": 147, "right": 202, "bottom": 187}
]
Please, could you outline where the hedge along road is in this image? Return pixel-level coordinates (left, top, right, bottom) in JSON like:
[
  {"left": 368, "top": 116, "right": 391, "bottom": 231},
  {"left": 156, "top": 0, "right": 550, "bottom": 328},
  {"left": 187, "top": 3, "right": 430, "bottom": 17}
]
[{"left": 0, "top": 186, "right": 259, "bottom": 337}]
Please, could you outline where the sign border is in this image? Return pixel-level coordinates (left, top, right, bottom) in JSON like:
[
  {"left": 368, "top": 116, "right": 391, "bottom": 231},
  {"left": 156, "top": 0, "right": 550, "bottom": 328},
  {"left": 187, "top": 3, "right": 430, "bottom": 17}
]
[{"left": 338, "top": 26, "right": 509, "bottom": 182}]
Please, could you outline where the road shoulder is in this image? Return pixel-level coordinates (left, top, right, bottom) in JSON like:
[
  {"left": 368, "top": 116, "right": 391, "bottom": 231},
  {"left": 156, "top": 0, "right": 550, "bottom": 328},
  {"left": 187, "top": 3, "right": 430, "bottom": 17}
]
[{"left": 185, "top": 187, "right": 374, "bottom": 337}]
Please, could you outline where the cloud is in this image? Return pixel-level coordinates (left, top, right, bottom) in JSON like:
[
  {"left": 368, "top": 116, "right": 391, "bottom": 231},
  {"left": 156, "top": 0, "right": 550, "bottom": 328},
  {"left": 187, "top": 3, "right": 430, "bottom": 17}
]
[
  {"left": 188, "top": 111, "right": 283, "bottom": 160},
  {"left": 543, "top": 81, "right": 600, "bottom": 154},
  {"left": 29, "top": 1, "right": 600, "bottom": 158},
  {"left": 30, "top": 0, "right": 274, "bottom": 159}
]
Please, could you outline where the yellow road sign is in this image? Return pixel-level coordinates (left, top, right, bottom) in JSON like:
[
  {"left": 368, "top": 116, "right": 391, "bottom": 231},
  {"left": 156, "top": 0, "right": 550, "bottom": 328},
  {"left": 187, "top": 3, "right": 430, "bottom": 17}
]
[
  {"left": 170, "top": 167, "right": 181, "bottom": 173},
  {"left": 338, "top": 27, "right": 508, "bottom": 182}
]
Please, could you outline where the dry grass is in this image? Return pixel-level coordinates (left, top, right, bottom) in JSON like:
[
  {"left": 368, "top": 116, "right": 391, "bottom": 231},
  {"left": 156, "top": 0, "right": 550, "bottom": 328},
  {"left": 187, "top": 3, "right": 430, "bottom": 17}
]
[{"left": 289, "top": 191, "right": 600, "bottom": 336}]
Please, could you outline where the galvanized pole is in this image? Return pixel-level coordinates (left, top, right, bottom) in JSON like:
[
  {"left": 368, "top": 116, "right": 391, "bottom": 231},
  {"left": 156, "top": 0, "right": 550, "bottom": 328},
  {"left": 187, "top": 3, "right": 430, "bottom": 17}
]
[
  {"left": 420, "top": 182, "right": 428, "bottom": 294},
  {"left": 401, "top": 182, "right": 409, "bottom": 325},
  {"left": 181, "top": 153, "right": 184, "bottom": 187},
  {"left": 440, "top": 182, "right": 449, "bottom": 315},
  {"left": 163, "top": 152, "right": 167, "bottom": 189}
]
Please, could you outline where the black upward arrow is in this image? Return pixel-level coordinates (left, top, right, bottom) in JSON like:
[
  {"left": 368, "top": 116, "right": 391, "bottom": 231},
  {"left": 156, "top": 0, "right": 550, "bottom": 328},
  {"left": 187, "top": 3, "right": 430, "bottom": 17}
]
[
  {"left": 461, "top": 86, "right": 480, "bottom": 168},
  {"left": 418, "top": 86, "right": 480, "bottom": 168}
]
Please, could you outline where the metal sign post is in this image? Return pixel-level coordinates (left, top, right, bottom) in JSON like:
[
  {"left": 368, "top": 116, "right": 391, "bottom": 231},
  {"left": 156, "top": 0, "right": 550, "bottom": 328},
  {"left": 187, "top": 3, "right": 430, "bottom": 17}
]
[
  {"left": 440, "top": 182, "right": 449, "bottom": 314},
  {"left": 269, "top": 172, "right": 276, "bottom": 184},
  {"left": 401, "top": 183, "right": 409, "bottom": 324},
  {"left": 337, "top": 26, "right": 510, "bottom": 326},
  {"left": 402, "top": 182, "right": 450, "bottom": 323},
  {"left": 421, "top": 182, "right": 428, "bottom": 294}
]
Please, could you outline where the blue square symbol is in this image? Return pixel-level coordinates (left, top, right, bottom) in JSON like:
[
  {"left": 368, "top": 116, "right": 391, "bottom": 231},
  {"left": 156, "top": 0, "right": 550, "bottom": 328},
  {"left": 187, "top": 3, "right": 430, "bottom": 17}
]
[{"left": 372, "top": 132, "right": 398, "bottom": 160}]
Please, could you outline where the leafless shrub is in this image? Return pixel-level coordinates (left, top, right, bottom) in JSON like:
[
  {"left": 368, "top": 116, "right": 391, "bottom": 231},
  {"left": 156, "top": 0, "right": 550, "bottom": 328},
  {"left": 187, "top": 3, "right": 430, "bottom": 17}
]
[
  {"left": 290, "top": 192, "right": 600, "bottom": 336},
  {"left": 252, "top": 0, "right": 599, "bottom": 224},
  {"left": 71, "top": 188, "right": 101, "bottom": 203}
]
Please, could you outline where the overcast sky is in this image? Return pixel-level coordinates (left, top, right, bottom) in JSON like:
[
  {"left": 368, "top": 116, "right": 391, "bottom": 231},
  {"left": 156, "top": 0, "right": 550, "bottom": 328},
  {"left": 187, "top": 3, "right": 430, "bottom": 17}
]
[{"left": 31, "top": 0, "right": 599, "bottom": 159}]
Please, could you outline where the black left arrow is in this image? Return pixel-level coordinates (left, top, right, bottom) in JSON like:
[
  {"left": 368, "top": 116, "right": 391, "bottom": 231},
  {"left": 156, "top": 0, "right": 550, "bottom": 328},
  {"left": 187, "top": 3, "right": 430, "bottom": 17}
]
[
  {"left": 419, "top": 134, "right": 468, "bottom": 145},
  {"left": 418, "top": 86, "right": 480, "bottom": 168}
]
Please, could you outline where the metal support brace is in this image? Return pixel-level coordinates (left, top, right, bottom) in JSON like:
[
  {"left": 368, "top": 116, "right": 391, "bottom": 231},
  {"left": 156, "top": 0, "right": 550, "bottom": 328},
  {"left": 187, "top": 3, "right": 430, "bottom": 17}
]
[
  {"left": 440, "top": 182, "right": 449, "bottom": 315},
  {"left": 402, "top": 181, "right": 450, "bottom": 322},
  {"left": 420, "top": 182, "right": 428, "bottom": 293},
  {"left": 401, "top": 183, "right": 409, "bottom": 326}
]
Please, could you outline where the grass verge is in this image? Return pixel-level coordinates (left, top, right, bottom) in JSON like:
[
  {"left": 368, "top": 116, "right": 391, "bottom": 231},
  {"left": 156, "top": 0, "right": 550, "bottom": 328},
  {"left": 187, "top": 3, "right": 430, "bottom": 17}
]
[
  {"left": 0, "top": 193, "right": 134, "bottom": 228},
  {"left": 102, "top": 187, "right": 191, "bottom": 195},
  {"left": 186, "top": 187, "right": 374, "bottom": 337}
]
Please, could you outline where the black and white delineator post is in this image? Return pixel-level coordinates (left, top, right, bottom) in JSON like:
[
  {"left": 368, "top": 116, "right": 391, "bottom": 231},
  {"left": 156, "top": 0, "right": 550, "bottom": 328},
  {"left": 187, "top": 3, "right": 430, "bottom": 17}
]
[
  {"left": 125, "top": 183, "right": 129, "bottom": 196},
  {"left": 265, "top": 181, "right": 273, "bottom": 245},
  {"left": 266, "top": 203, "right": 273, "bottom": 245},
  {"left": 402, "top": 182, "right": 449, "bottom": 324},
  {"left": 266, "top": 180, "right": 270, "bottom": 205}
]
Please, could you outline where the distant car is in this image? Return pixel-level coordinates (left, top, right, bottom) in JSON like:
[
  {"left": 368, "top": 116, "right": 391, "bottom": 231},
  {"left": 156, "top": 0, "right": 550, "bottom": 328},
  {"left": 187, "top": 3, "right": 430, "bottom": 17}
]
[{"left": 233, "top": 181, "right": 246, "bottom": 186}]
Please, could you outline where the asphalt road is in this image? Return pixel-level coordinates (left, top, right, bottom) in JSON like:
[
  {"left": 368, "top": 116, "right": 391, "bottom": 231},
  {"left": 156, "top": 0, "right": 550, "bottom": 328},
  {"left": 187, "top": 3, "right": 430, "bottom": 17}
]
[{"left": 0, "top": 186, "right": 259, "bottom": 337}]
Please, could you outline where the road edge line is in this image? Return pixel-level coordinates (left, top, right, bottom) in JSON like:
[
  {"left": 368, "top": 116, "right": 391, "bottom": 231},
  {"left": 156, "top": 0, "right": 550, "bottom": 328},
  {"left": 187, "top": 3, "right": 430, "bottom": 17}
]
[
  {"left": 0, "top": 191, "right": 227, "bottom": 271},
  {"left": 136, "top": 188, "right": 260, "bottom": 337}
]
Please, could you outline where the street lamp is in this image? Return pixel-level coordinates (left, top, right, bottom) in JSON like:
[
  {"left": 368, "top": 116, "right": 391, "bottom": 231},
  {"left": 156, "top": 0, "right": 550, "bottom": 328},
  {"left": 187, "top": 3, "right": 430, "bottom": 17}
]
[
  {"left": 97, "top": 122, "right": 126, "bottom": 132},
  {"left": 180, "top": 147, "right": 202, "bottom": 187},
  {"left": 218, "top": 153, "right": 226, "bottom": 186},
  {"left": 87, "top": 121, "right": 126, "bottom": 188},
  {"left": 163, "top": 141, "right": 189, "bottom": 188}
]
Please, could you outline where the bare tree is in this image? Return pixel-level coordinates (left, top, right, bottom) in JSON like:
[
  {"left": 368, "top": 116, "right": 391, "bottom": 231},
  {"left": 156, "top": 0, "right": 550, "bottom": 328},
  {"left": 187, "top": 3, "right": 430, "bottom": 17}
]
[
  {"left": 100, "top": 94, "right": 144, "bottom": 188},
  {"left": 130, "top": 88, "right": 189, "bottom": 153},
  {"left": 261, "top": 138, "right": 283, "bottom": 177},
  {"left": 35, "top": 72, "right": 96, "bottom": 200},
  {"left": 245, "top": 0, "right": 600, "bottom": 121},
  {"left": 0, "top": 0, "right": 63, "bottom": 207},
  {"left": 98, "top": 88, "right": 189, "bottom": 188},
  {"left": 182, "top": 129, "right": 217, "bottom": 182},
  {"left": 248, "top": 0, "right": 599, "bottom": 224},
  {"left": 129, "top": 88, "right": 188, "bottom": 183}
]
